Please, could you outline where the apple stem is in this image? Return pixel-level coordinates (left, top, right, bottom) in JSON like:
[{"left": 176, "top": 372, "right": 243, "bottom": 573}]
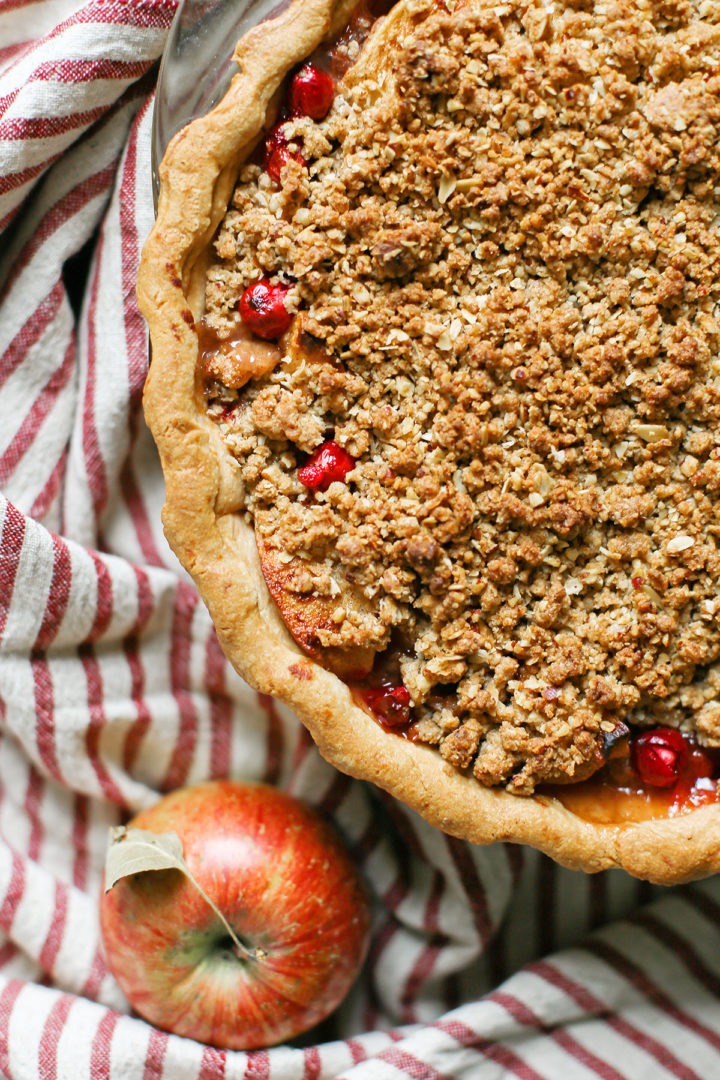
[{"left": 189, "top": 879, "right": 256, "bottom": 962}]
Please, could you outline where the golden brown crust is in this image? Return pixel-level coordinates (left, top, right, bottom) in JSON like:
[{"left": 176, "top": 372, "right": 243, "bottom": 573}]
[{"left": 138, "top": 0, "right": 720, "bottom": 884}]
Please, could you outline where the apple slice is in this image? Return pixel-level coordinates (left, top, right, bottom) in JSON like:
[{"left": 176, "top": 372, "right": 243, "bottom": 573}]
[
  {"left": 201, "top": 309, "right": 342, "bottom": 393},
  {"left": 198, "top": 319, "right": 284, "bottom": 389},
  {"left": 281, "top": 312, "right": 346, "bottom": 377},
  {"left": 256, "top": 531, "right": 378, "bottom": 679}
]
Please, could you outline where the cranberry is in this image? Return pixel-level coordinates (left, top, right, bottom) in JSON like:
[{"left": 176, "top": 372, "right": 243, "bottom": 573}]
[
  {"left": 238, "top": 279, "right": 292, "bottom": 340},
  {"left": 687, "top": 744, "right": 715, "bottom": 785},
  {"left": 298, "top": 441, "right": 356, "bottom": 491},
  {"left": 631, "top": 576, "right": 645, "bottom": 589},
  {"left": 289, "top": 64, "right": 335, "bottom": 120},
  {"left": 362, "top": 685, "right": 412, "bottom": 727},
  {"left": 264, "top": 123, "right": 304, "bottom": 186},
  {"left": 631, "top": 727, "right": 688, "bottom": 788}
]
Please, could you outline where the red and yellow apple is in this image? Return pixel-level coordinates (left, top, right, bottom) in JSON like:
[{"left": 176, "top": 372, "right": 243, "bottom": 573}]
[{"left": 99, "top": 780, "right": 371, "bottom": 1050}]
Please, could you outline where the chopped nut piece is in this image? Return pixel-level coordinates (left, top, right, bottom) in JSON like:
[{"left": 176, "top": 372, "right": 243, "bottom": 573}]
[
  {"left": 438, "top": 174, "right": 456, "bottom": 204},
  {"left": 632, "top": 424, "right": 670, "bottom": 443},
  {"left": 666, "top": 536, "right": 694, "bottom": 555}
]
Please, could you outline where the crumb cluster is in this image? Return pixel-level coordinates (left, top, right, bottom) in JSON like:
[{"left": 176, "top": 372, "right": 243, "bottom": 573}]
[{"left": 203, "top": 0, "right": 720, "bottom": 793}]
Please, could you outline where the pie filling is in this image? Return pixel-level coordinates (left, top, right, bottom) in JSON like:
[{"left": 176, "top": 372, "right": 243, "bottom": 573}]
[{"left": 200, "top": 0, "right": 720, "bottom": 816}]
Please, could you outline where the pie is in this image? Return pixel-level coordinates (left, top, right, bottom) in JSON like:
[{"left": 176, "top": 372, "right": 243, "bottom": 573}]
[{"left": 138, "top": 0, "right": 720, "bottom": 882}]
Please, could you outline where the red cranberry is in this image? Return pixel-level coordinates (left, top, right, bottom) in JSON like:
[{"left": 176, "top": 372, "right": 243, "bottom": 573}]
[
  {"left": 298, "top": 441, "right": 355, "bottom": 491},
  {"left": 362, "top": 686, "right": 411, "bottom": 727},
  {"left": 238, "top": 279, "right": 292, "bottom": 340},
  {"left": 289, "top": 64, "right": 335, "bottom": 120},
  {"left": 264, "top": 123, "right": 304, "bottom": 186},
  {"left": 631, "top": 576, "right": 645, "bottom": 589},
  {"left": 687, "top": 744, "right": 715, "bottom": 785},
  {"left": 631, "top": 727, "right": 688, "bottom": 788}
]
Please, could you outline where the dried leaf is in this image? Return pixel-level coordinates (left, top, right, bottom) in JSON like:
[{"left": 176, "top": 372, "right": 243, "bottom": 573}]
[{"left": 105, "top": 826, "right": 187, "bottom": 890}]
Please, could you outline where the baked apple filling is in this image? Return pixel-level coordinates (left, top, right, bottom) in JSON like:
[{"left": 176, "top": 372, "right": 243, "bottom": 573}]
[{"left": 200, "top": 0, "right": 720, "bottom": 802}]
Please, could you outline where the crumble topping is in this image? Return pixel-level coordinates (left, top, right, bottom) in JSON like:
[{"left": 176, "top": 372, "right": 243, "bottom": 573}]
[{"left": 203, "top": 0, "right": 720, "bottom": 793}]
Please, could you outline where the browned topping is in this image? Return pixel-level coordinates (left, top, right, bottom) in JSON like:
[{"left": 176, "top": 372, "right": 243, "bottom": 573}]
[{"left": 203, "top": 0, "right": 720, "bottom": 794}]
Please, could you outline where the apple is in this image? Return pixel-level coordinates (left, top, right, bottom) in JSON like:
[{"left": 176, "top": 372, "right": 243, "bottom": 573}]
[{"left": 99, "top": 780, "right": 371, "bottom": 1050}]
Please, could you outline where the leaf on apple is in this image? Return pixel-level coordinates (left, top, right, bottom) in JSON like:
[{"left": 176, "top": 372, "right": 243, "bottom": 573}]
[
  {"left": 105, "top": 827, "right": 187, "bottom": 889},
  {"left": 105, "top": 826, "right": 256, "bottom": 960}
]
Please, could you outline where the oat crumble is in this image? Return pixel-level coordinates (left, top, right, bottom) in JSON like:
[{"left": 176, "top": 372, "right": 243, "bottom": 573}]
[{"left": 202, "top": 0, "right": 720, "bottom": 794}]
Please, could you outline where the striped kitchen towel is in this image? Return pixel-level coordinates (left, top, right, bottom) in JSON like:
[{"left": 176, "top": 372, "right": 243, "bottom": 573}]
[{"left": 1, "top": 2, "right": 720, "bottom": 1077}]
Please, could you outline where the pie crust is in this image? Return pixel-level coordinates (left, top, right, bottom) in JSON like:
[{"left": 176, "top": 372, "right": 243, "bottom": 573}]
[{"left": 138, "top": 0, "right": 720, "bottom": 883}]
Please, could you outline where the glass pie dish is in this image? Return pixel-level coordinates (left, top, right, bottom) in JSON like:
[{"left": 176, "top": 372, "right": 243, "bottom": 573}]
[{"left": 152, "top": 0, "right": 298, "bottom": 203}]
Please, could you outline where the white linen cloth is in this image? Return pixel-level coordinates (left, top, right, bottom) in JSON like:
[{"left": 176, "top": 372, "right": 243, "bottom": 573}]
[{"left": 1, "top": 2, "right": 720, "bottom": 1077}]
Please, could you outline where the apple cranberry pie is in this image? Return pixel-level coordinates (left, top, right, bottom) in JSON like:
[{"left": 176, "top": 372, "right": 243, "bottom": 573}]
[{"left": 138, "top": 0, "right": 720, "bottom": 881}]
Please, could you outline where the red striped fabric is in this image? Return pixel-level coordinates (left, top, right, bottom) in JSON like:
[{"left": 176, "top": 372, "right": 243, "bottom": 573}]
[{"left": 1, "top": 2, "right": 720, "bottom": 1079}]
